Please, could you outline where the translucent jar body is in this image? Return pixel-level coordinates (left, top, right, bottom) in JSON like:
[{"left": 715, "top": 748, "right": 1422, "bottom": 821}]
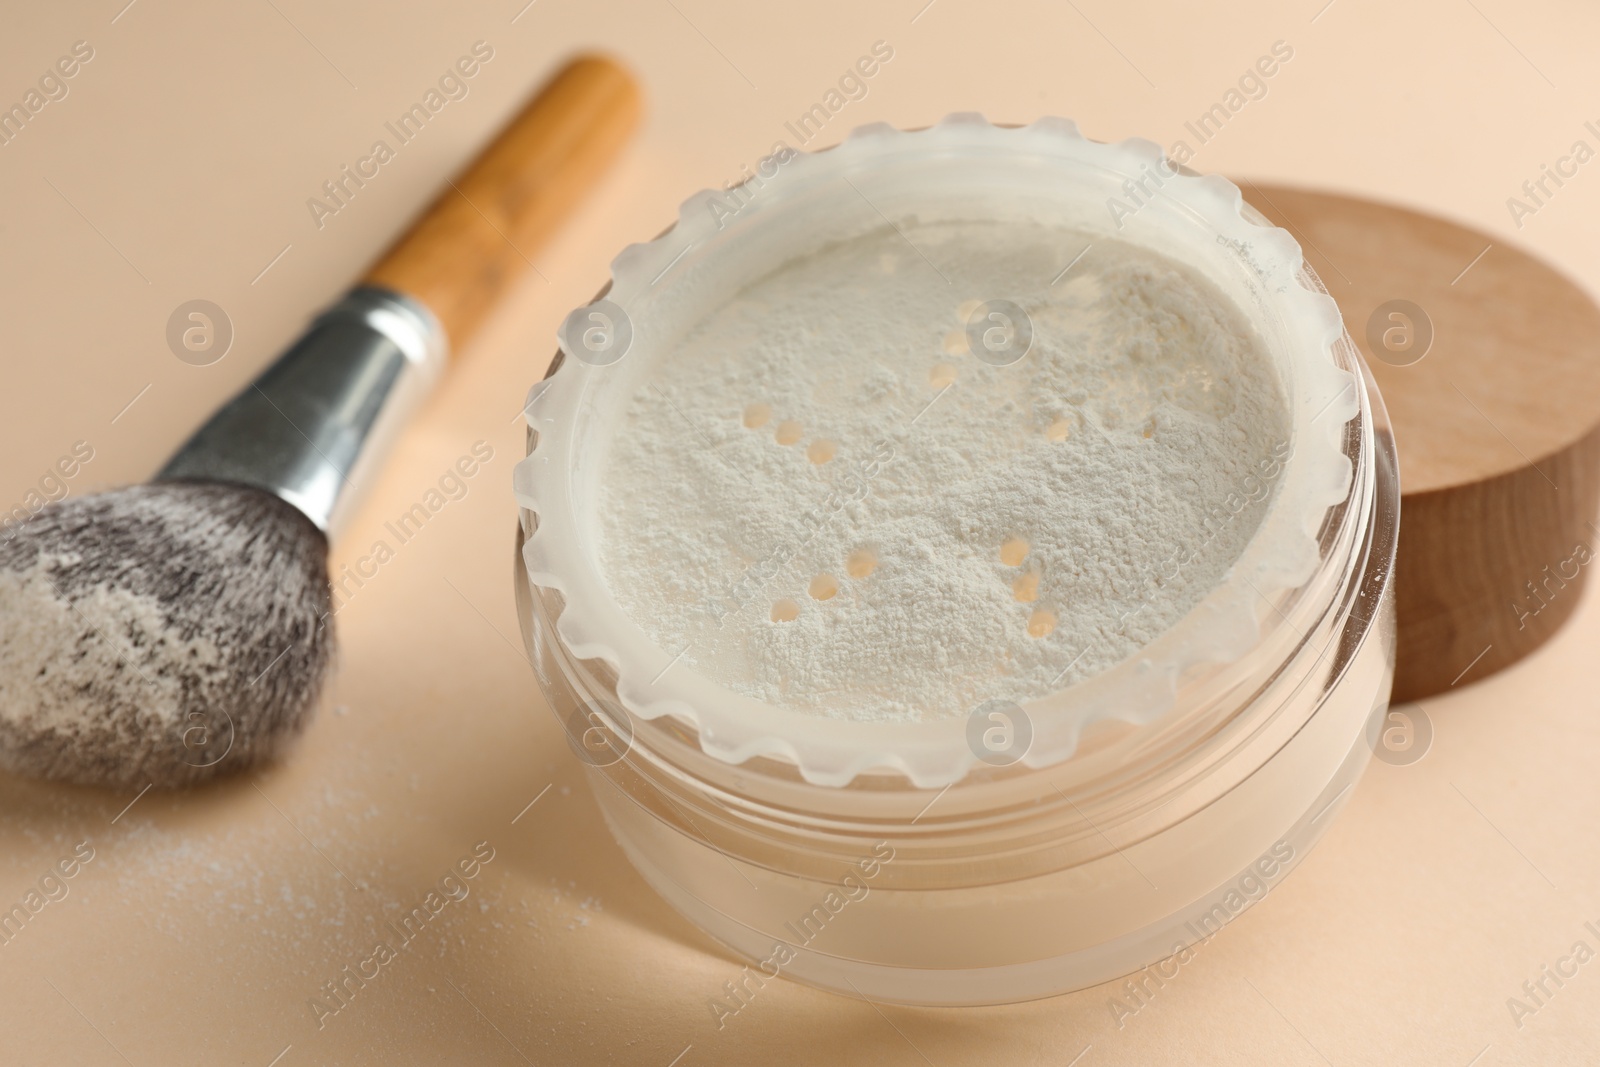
[{"left": 513, "top": 119, "right": 1399, "bottom": 1005}]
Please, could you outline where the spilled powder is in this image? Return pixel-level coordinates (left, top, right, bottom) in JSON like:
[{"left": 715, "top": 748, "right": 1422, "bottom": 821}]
[{"left": 596, "top": 221, "right": 1290, "bottom": 721}]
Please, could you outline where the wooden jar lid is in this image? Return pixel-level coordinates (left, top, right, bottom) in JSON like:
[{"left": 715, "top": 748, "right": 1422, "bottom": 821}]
[{"left": 1243, "top": 183, "right": 1600, "bottom": 702}]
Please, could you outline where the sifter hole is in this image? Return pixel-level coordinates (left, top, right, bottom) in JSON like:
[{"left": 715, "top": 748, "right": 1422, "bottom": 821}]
[
  {"left": 743, "top": 403, "right": 772, "bottom": 429},
  {"left": 775, "top": 420, "right": 804, "bottom": 446},
  {"left": 809, "top": 574, "right": 839, "bottom": 600},
  {"left": 846, "top": 549, "right": 877, "bottom": 579},
  {"left": 807, "top": 439, "right": 837, "bottom": 464},
  {"left": 1027, "top": 609, "right": 1057, "bottom": 638},
  {"left": 942, "top": 329, "right": 969, "bottom": 355},
  {"left": 1000, "top": 538, "right": 1030, "bottom": 567},
  {"left": 771, "top": 598, "right": 800, "bottom": 622},
  {"left": 930, "top": 363, "right": 958, "bottom": 389},
  {"left": 1047, "top": 418, "right": 1072, "bottom": 442},
  {"left": 1012, "top": 571, "right": 1040, "bottom": 603}
]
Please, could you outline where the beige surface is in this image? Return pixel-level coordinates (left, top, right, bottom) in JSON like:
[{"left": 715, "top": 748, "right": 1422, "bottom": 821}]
[{"left": 3, "top": 0, "right": 1600, "bottom": 1063}]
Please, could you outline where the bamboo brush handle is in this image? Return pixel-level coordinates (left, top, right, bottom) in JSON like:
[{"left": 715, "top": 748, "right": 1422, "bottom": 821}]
[{"left": 363, "top": 54, "right": 642, "bottom": 355}]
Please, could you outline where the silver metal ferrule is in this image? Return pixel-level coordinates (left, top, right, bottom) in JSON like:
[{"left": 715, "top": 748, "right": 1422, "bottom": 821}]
[{"left": 157, "top": 286, "right": 446, "bottom": 538}]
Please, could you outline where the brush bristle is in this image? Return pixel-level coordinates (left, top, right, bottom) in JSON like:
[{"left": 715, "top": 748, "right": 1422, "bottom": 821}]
[{"left": 0, "top": 482, "right": 333, "bottom": 789}]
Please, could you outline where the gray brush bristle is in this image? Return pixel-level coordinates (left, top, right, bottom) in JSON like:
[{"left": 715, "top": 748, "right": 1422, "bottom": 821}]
[{"left": 0, "top": 482, "right": 333, "bottom": 789}]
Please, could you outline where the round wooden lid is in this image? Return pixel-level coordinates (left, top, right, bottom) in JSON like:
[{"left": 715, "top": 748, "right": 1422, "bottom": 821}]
[{"left": 1243, "top": 183, "right": 1600, "bottom": 701}]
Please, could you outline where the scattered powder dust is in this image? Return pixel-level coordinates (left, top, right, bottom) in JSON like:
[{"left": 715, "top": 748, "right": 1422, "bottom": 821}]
[
  {"left": 596, "top": 220, "right": 1291, "bottom": 721},
  {"left": 0, "top": 758, "right": 593, "bottom": 975}
]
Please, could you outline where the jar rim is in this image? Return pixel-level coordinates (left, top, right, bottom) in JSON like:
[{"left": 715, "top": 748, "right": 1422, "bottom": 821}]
[{"left": 514, "top": 115, "right": 1361, "bottom": 788}]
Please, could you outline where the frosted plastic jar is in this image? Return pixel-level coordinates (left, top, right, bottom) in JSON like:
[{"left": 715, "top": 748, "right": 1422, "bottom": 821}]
[{"left": 513, "top": 117, "right": 1398, "bottom": 1005}]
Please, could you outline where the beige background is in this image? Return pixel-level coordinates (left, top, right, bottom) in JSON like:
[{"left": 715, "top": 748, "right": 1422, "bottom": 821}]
[{"left": 3, "top": 0, "right": 1599, "bottom": 1063}]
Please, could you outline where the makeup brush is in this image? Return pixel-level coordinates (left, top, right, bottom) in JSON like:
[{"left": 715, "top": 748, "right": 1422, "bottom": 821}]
[{"left": 0, "top": 55, "right": 640, "bottom": 790}]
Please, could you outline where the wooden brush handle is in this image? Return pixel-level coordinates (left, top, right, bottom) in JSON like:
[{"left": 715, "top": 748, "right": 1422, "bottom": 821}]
[{"left": 363, "top": 54, "right": 641, "bottom": 355}]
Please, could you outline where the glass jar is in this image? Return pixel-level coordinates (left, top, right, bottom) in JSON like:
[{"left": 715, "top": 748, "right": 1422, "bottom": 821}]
[{"left": 513, "top": 116, "right": 1398, "bottom": 1005}]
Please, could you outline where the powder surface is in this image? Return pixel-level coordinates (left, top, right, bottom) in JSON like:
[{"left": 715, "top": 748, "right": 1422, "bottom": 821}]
[{"left": 595, "top": 220, "right": 1290, "bottom": 721}]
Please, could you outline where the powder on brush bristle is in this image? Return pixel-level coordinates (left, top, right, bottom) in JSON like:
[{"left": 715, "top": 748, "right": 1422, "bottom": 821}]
[{"left": 0, "top": 482, "right": 333, "bottom": 789}]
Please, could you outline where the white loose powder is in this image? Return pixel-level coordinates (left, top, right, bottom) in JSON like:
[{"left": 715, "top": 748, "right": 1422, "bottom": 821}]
[{"left": 595, "top": 220, "right": 1290, "bottom": 721}]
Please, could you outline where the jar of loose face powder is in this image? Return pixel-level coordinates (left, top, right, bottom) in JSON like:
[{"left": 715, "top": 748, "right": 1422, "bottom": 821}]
[{"left": 513, "top": 116, "right": 1398, "bottom": 1005}]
